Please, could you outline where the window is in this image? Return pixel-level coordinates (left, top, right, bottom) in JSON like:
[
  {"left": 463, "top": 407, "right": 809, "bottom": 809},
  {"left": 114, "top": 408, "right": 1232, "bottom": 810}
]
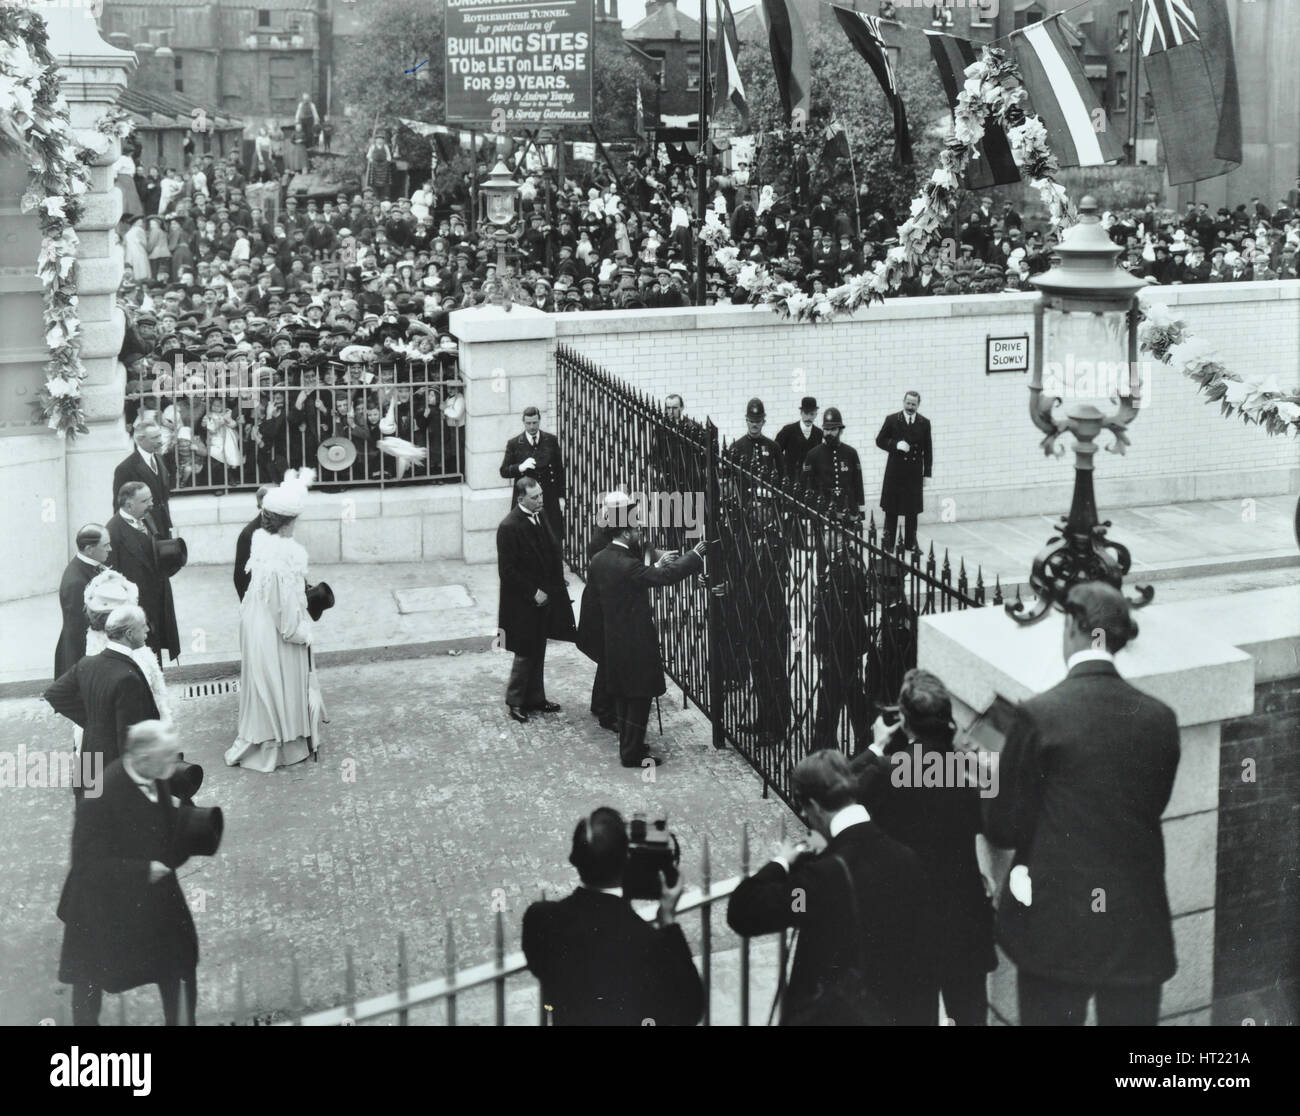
[
  {"left": 972, "top": 0, "right": 996, "bottom": 28},
  {"left": 1114, "top": 71, "right": 1128, "bottom": 112},
  {"left": 257, "top": 9, "right": 271, "bottom": 27},
  {"left": 1143, "top": 90, "right": 1155, "bottom": 123},
  {"left": 269, "top": 57, "right": 298, "bottom": 115},
  {"left": 173, "top": 53, "right": 183, "bottom": 93},
  {"left": 643, "top": 50, "right": 664, "bottom": 88},
  {"left": 1015, "top": 5, "right": 1045, "bottom": 30},
  {"left": 1116, "top": 8, "right": 1131, "bottom": 52},
  {"left": 686, "top": 49, "right": 700, "bottom": 91}
]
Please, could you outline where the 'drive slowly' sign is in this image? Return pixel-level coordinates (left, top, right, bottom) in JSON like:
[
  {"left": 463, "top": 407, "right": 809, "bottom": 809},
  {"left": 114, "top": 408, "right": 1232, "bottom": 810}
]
[
  {"left": 986, "top": 335, "right": 1029, "bottom": 374},
  {"left": 444, "top": 0, "right": 593, "bottom": 127}
]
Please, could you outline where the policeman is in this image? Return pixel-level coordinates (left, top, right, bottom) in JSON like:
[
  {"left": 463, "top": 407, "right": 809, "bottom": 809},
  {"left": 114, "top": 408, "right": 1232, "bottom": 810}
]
[
  {"left": 802, "top": 407, "right": 865, "bottom": 519},
  {"left": 725, "top": 398, "right": 783, "bottom": 502}
]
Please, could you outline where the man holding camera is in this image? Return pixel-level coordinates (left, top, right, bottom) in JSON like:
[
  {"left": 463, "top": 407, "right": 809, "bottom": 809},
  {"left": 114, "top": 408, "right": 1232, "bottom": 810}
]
[
  {"left": 585, "top": 524, "right": 706, "bottom": 767},
  {"left": 522, "top": 807, "right": 703, "bottom": 1026}
]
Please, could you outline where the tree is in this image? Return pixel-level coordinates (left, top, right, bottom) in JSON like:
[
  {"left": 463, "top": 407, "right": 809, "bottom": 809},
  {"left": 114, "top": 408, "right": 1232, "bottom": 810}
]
[{"left": 733, "top": 23, "right": 951, "bottom": 225}]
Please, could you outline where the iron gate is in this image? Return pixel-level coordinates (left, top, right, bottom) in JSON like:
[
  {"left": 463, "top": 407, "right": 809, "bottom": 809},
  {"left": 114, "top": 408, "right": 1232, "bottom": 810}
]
[{"left": 556, "top": 345, "right": 994, "bottom": 811}]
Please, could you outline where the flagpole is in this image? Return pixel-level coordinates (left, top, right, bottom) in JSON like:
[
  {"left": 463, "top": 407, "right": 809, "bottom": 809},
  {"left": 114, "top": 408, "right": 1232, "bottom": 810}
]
[
  {"left": 840, "top": 118, "right": 862, "bottom": 239},
  {"left": 1125, "top": 0, "right": 1141, "bottom": 166},
  {"left": 696, "top": 0, "right": 710, "bottom": 307}
]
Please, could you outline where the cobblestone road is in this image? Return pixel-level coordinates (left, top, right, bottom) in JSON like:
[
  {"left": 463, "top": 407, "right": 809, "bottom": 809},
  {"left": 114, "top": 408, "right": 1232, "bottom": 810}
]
[{"left": 0, "top": 645, "right": 791, "bottom": 1025}]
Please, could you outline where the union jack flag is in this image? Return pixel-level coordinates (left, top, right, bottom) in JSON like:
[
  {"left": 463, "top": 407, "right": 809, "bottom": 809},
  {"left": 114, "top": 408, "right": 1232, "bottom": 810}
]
[{"left": 1138, "top": 0, "right": 1200, "bottom": 56}]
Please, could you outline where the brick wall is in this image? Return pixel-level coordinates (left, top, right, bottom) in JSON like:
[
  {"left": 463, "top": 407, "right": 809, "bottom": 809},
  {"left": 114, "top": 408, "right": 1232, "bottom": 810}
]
[
  {"left": 551, "top": 283, "right": 1300, "bottom": 521},
  {"left": 1214, "top": 673, "right": 1300, "bottom": 1024}
]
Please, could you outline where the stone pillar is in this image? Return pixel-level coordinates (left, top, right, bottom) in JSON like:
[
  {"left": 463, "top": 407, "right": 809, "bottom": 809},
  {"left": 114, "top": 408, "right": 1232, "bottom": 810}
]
[
  {"left": 45, "top": 9, "right": 136, "bottom": 552},
  {"left": 449, "top": 305, "right": 556, "bottom": 563},
  {"left": 919, "top": 601, "right": 1256, "bottom": 1025}
]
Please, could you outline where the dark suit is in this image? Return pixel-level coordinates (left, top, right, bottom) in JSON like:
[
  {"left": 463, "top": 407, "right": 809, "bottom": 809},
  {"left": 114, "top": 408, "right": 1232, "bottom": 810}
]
[
  {"left": 727, "top": 819, "right": 937, "bottom": 1025},
  {"left": 875, "top": 410, "right": 932, "bottom": 550},
  {"left": 45, "top": 649, "right": 160, "bottom": 781},
  {"left": 853, "top": 731, "right": 997, "bottom": 1025},
  {"left": 774, "top": 421, "right": 822, "bottom": 481},
  {"left": 576, "top": 526, "right": 618, "bottom": 726},
  {"left": 111, "top": 449, "right": 173, "bottom": 538},
  {"left": 233, "top": 513, "right": 261, "bottom": 601},
  {"left": 54, "top": 557, "right": 105, "bottom": 678},
  {"left": 803, "top": 439, "right": 865, "bottom": 515},
  {"left": 984, "top": 657, "right": 1180, "bottom": 1025},
  {"left": 107, "top": 513, "right": 180, "bottom": 663},
  {"left": 496, "top": 506, "right": 575, "bottom": 711},
  {"left": 499, "top": 430, "right": 565, "bottom": 541},
  {"left": 522, "top": 887, "right": 703, "bottom": 1026},
  {"left": 584, "top": 542, "right": 703, "bottom": 765},
  {"left": 57, "top": 759, "right": 198, "bottom": 1024}
]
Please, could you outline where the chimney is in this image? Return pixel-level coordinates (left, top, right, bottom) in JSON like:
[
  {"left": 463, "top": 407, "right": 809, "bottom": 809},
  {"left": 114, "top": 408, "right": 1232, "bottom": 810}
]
[{"left": 644, "top": 0, "right": 666, "bottom": 16}]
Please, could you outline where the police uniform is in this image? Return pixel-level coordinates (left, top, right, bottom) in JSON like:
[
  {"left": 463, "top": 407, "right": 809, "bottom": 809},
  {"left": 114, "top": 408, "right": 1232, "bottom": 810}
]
[
  {"left": 802, "top": 408, "right": 864, "bottom": 516},
  {"left": 725, "top": 399, "right": 783, "bottom": 502}
]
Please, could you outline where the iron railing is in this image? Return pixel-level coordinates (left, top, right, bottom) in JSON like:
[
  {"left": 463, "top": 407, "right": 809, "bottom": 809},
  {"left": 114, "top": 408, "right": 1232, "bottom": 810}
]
[
  {"left": 124, "top": 359, "right": 465, "bottom": 493},
  {"left": 556, "top": 344, "right": 999, "bottom": 810}
]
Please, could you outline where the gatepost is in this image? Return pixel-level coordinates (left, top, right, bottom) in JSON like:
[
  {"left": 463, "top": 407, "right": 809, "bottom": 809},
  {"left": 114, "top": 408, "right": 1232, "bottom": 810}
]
[{"left": 450, "top": 305, "right": 557, "bottom": 563}]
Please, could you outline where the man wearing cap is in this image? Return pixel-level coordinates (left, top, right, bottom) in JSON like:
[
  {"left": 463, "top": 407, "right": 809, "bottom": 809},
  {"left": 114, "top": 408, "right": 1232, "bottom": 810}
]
[
  {"left": 875, "top": 391, "right": 931, "bottom": 553},
  {"left": 775, "top": 398, "right": 823, "bottom": 482},
  {"left": 985, "top": 582, "right": 1179, "bottom": 1026},
  {"left": 803, "top": 408, "right": 865, "bottom": 519},
  {"left": 500, "top": 407, "right": 566, "bottom": 540},
  {"left": 56, "top": 720, "right": 203, "bottom": 1025}
]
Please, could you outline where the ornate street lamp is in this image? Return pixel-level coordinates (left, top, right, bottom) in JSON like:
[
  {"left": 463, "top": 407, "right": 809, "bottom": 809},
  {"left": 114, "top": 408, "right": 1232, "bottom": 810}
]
[
  {"left": 478, "top": 157, "right": 525, "bottom": 311},
  {"left": 1007, "top": 196, "right": 1155, "bottom": 624}
]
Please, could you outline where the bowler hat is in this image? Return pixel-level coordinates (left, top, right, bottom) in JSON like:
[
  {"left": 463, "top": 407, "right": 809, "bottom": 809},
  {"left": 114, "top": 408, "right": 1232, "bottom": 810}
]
[
  {"left": 156, "top": 536, "right": 188, "bottom": 578},
  {"left": 171, "top": 804, "right": 224, "bottom": 864},
  {"left": 800, "top": 396, "right": 818, "bottom": 413},
  {"left": 306, "top": 581, "right": 335, "bottom": 621}
]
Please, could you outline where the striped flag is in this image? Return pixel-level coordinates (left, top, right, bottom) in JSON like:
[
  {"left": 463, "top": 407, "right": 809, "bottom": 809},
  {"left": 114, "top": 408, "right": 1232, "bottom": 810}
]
[
  {"left": 1138, "top": 0, "right": 1240, "bottom": 185},
  {"left": 1011, "top": 15, "right": 1123, "bottom": 167},
  {"left": 831, "top": 6, "right": 913, "bottom": 165},
  {"left": 761, "top": 0, "right": 812, "bottom": 126},
  {"left": 924, "top": 30, "right": 1019, "bottom": 189},
  {"left": 714, "top": 0, "right": 748, "bottom": 122}
]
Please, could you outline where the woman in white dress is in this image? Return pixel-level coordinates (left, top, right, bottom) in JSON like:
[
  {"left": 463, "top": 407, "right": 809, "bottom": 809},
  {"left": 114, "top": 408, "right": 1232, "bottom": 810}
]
[
  {"left": 122, "top": 215, "right": 152, "bottom": 283},
  {"left": 82, "top": 571, "right": 174, "bottom": 728},
  {"left": 226, "top": 469, "right": 322, "bottom": 773}
]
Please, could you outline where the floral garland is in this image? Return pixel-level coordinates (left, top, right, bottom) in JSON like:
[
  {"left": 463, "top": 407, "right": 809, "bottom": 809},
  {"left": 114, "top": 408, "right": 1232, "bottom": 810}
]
[
  {"left": 1138, "top": 302, "right": 1300, "bottom": 436},
  {"left": 716, "top": 46, "right": 1073, "bottom": 323},
  {"left": 0, "top": 8, "right": 132, "bottom": 441}
]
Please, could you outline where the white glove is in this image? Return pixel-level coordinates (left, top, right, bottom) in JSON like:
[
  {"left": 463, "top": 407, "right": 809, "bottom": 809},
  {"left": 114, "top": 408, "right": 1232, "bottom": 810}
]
[
  {"left": 519, "top": 456, "right": 536, "bottom": 473},
  {"left": 1009, "top": 864, "right": 1033, "bottom": 907},
  {"left": 896, "top": 440, "right": 910, "bottom": 453}
]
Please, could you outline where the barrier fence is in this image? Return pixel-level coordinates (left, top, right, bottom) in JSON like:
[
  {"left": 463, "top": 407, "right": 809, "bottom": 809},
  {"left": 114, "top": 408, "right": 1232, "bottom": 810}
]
[
  {"left": 123, "top": 359, "right": 466, "bottom": 492},
  {"left": 556, "top": 343, "right": 995, "bottom": 809}
]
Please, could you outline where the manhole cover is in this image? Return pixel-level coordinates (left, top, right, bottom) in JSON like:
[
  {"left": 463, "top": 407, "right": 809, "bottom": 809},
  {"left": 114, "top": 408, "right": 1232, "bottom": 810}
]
[
  {"left": 183, "top": 680, "right": 240, "bottom": 699},
  {"left": 392, "top": 585, "right": 475, "bottom": 614}
]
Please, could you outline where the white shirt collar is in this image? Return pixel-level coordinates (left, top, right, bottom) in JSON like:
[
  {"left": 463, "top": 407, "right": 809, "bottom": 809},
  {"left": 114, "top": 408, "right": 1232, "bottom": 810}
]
[
  {"left": 121, "top": 511, "right": 147, "bottom": 531},
  {"left": 106, "top": 640, "right": 135, "bottom": 657},
  {"left": 581, "top": 884, "right": 623, "bottom": 898},
  {"left": 829, "top": 803, "right": 870, "bottom": 838},
  {"left": 1067, "top": 648, "right": 1116, "bottom": 672},
  {"left": 76, "top": 553, "right": 102, "bottom": 568},
  {"left": 611, "top": 538, "right": 630, "bottom": 550}
]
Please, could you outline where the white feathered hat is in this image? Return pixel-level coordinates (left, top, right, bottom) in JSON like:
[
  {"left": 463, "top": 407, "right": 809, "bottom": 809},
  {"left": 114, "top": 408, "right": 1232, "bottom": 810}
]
[{"left": 263, "top": 467, "right": 314, "bottom": 517}]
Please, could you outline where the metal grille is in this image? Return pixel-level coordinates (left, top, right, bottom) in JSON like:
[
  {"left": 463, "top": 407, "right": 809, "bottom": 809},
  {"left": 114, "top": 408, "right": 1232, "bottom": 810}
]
[
  {"left": 557, "top": 345, "right": 997, "bottom": 813},
  {"left": 182, "top": 679, "right": 240, "bottom": 699},
  {"left": 125, "top": 361, "right": 465, "bottom": 494}
]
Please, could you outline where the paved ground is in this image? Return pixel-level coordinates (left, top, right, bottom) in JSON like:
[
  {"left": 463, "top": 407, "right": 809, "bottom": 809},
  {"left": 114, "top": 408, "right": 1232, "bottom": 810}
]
[{"left": 0, "top": 648, "right": 790, "bottom": 1026}]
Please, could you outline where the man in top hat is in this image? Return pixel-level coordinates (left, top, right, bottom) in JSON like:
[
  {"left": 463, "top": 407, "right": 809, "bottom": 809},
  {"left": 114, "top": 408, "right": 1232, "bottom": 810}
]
[
  {"left": 803, "top": 407, "right": 865, "bottom": 519},
  {"left": 775, "top": 397, "right": 823, "bottom": 482},
  {"left": 57, "top": 719, "right": 207, "bottom": 1025},
  {"left": 108, "top": 482, "right": 182, "bottom": 666},
  {"left": 875, "top": 391, "right": 932, "bottom": 553},
  {"left": 985, "top": 582, "right": 1179, "bottom": 1026},
  {"left": 112, "top": 413, "right": 173, "bottom": 539},
  {"left": 725, "top": 398, "right": 783, "bottom": 502},
  {"left": 500, "top": 406, "right": 566, "bottom": 541},
  {"left": 54, "top": 524, "right": 113, "bottom": 679}
]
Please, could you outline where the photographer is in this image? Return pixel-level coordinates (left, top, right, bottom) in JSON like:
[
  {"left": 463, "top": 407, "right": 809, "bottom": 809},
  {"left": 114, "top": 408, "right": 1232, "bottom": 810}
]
[
  {"left": 727, "top": 749, "right": 937, "bottom": 1026},
  {"left": 522, "top": 807, "right": 703, "bottom": 1027}
]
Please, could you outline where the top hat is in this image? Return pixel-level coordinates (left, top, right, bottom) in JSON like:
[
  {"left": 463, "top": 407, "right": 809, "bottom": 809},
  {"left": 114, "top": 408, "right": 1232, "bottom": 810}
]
[
  {"left": 169, "top": 760, "right": 204, "bottom": 803},
  {"left": 156, "top": 536, "right": 188, "bottom": 578},
  {"left": 170, "top": 804, "right": 224, "bottom": 865},
  {"left": 306, "top": 580, "right": 335, "bottom": 621}
]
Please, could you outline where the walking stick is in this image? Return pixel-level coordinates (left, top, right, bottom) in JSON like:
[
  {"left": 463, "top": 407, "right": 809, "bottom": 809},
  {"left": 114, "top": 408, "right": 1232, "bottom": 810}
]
[{"left": 655, "top": 694, "right": 663, "bottom": 737}]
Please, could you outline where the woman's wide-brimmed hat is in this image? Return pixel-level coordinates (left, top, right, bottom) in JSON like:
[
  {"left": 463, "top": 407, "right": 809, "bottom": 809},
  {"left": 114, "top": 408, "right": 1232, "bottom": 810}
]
[{"left": 317, "top": 436, "right": 357, "bottom": 472}]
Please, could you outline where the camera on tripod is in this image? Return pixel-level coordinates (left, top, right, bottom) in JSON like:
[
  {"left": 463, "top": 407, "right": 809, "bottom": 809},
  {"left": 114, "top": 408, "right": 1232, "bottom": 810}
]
[{"left": 622, "top": 813, "right": 680, "bottom": 900}]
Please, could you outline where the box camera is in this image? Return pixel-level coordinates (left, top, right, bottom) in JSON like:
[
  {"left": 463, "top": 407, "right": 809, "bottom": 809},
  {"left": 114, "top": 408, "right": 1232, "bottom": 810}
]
[{"left": 622, "top": 814, "right": 680, "bottom": 901}]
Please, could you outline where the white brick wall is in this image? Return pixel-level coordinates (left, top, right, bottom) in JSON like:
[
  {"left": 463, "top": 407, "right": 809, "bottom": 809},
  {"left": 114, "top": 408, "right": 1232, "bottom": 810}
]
[{"left": 551, "top": 284, "right": 1300, "bottom": 521}]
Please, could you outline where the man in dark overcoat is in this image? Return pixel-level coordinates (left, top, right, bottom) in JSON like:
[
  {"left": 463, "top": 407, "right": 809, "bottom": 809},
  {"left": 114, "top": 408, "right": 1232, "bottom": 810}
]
[
  {"left": 54, "top": 524, "right": 112, "bottom": 678},
  {"left": 108, "top": 481, "right": 181, "bottom": 666},
  {"left": 497, "top": 476, "right": 575, "bottom": 723},
  {"left": 875, "top": 390, "right": 932, "bottom": 552},
  {"left": 46, "top": 605, "right": 160, "bottom": 784},
  {"left": 499, "top": 406, "right": 566, "bottom": 541},
  {"left": 57, "top": 721, "right": 200, "bottom": 1025},
  {"left": 111, "top": 414, "right": 173, "bottom": 538},
  {"left": 576, "top": 492, "right": 632, "bottom": 732},
  {"left": 233, "top": 485, "right": 271, "bottom": 601},
  {"left": 984, "top": 582, "right": 1180, "bottom": 1026},
  {"left": 586, "top": 526, "right": 705, "bottom": 767}
]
